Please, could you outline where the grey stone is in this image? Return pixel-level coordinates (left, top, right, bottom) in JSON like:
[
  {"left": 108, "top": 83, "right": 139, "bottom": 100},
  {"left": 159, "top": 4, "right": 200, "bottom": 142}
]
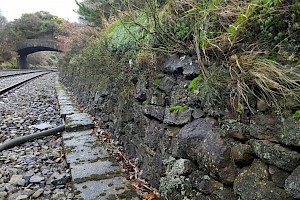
[
  {"left": 192, "top": 109, "right": 204, "bottom": 119},
  {"left": 269, "top": 165, "right": 290, "bottom": 188},
  {"left": 231, "top": 144, "right": 254, "bottom": 165},
  {"left": 176, "top": 118, "right": 237, "bottom": 183},
  {"left": 164, "top": 108, "right": 192, "bottom": 125},
  {"left": 32, "top": 189, "right": 44, "bottom": 199},
  {"left": 50, "top": 191, "right": 65, "bottom": 200},
  {"left": 30, "top": 175, "right": 45, "bottom": 183},
  {"left": 71, "top": 161, "right": 116, "bottom": 181},
  {"left": 73, "top": 177, "right": 137, "bottom": 200},
  {"left": 51, "top": 174, "right": 68, "bottom": 186},
  {"left": 142, "top": 105, "right": 165, "bottom": 121},
  {"left": 183, "top": 62, "right": 201, "bottom": 76},
  {"left": 211, "top": 188, "right": 238, "bottom": 200},
  {"left": 170, "top": 158, "right": 196, "bottom": 175},
  {"left": 64, "top": 113, "right": 95, "bottom": 132},
  {"left": 166, "top": 126, "right": 181, "bottom": 137},
  {"left": 150, "top": 92, "right": 166, "bottom": 106},
  {"left": 233, "top": 159, "right": 292, "bottom": 200},
  {"left": 63, "top": 130, "right": 110, "bottom": 164},
  {"left": 250, "top": 139, "right": 300, "bottom": 171},
  {"left": 162, "top": 55, "right": 200, "bottom": 76},
  {"left": 32, "top": 122, "right": 53, "bottom": 130},
  {"left": 16, "top": 195, "right": 29, "bottom": 200},
  {"left": 134, "top": 79, "right": 147, "bottom": 102},
  {"left": 285, "top": 165, "right": 300, "bottom": 198},
  {"left": 60, "top": 105, "right": 79, "bottom": 117},
  {"left": 0, "top": 192, "right": 7, "bottom": 200},
  {"left": 9, "top": 175, "right": 23, "bottom": 185},
  {"left": 189, "top": 171, "right": 223, "bottom": 195},
  {"left": 249, "top": 115, "right": 300, "bottom": 147},
  {"left": 158, "top": 76, "right": 176, "bottom": 93}
]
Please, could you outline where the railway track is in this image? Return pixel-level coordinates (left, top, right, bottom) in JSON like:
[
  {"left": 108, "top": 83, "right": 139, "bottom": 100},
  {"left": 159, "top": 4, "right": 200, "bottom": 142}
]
[
  {"left": 0, "top": 73, "right": 72, "bottom": 199},
  {"left": 0, "top": 69, "right": 53, "bottom": 78},
  {"left": 0, "top": 70, "right": 51, "bottom": 95}
]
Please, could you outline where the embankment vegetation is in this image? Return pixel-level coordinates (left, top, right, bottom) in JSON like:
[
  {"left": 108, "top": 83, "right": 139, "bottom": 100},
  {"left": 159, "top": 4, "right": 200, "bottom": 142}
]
[{"left": 60, "top": 0, "right": 300, "bottom": 116}]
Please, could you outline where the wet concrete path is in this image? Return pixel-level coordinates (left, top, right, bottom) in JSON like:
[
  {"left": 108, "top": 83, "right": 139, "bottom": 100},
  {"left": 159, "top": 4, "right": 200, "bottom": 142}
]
[{"left": 55, "top": 78, "right": 138, "bottom": 200}]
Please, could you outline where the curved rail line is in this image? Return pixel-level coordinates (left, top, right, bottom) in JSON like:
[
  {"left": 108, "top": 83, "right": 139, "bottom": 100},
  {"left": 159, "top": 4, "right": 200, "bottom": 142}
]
[{"left": 0, "top": 71, "right": 52, "bottom": 95}]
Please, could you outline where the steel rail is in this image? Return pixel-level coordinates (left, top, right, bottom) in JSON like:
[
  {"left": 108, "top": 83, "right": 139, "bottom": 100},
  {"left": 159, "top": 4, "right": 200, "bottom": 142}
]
[
  {"left": 0, "top": 70, "right": 51, "bottom": 78},
  {"left": 0, "top": 72, "right": 51, "bottom": 95}
]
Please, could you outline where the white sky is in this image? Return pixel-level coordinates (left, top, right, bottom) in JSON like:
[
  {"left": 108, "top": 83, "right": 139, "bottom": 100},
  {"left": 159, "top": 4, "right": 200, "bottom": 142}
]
[{"left": 0, "top": 0, "right": 81, "bottom": 22}]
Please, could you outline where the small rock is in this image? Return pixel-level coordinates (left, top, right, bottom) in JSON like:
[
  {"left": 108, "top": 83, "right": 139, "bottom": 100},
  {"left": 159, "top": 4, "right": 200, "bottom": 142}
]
[
  {"left": 269, "top": 165, "right": 290, "bottom": 188},
  {"left": 50, "top": 191, "right": 65, "bottom": 200},
  {"left": 250, "top": 139, "right": 300, "bottom": 171},
  {"left": 142, "top": 105, "right": 165, "bottom": 121},
  {"left": 165, "top": 127, "right": 181, "bottom": 137},
  {"left": 9, "top": 175, "right": 23, "bottom": 185},
  {"left": 134, "top": 80, "right": 147, "bottom": 102},
  {"left": 158, "top": 76, "right": 176, "bottom": 93},
  {"left": 164, "top": 108, "right": 192, "bottom": 125},
  {"left": 32, "top": 123, "right": 52, "bottom": 130},
  {"left": 231, "top": 144, "right": 254, "bottom": 165},
  {"left": 30, "top": 175, "right": 44, "bottom": 183},
  {"left": 192, "top": 109, "right": 205, "bottom": 119},
  {"left": 32, "top": 188, "right": 44, "bottom": 199},
  {"left": 233, "top": 159, "right": 292, "bottom": 199},
  {"left": 52, "top": 151, "right": 61, "bottom": 158},
  {"left": 0, "top": 192, "right": 8, "bottom": 200},
  {"left": 16, "top": 195, "right": 29, "bottom": 200},
  {"left": 285, "top": 165, "right": 300, "bottom": 199}
]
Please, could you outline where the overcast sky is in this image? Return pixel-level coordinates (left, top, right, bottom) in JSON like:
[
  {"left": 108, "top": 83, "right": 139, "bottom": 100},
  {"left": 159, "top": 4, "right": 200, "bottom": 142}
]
[{"left": 0, "top": 0, "right": 81, "bottom": 22}]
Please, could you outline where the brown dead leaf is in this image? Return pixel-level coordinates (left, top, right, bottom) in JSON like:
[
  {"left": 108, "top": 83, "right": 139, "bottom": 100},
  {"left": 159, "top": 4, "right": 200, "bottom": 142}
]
[{"left": 143, "top": 192, "right": 157, "bottom": 200}]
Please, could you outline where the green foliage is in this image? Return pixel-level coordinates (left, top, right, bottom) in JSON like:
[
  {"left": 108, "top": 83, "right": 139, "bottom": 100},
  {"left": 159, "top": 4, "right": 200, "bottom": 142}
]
[
  {"left": 11, "top": 12, "right": 63, "bottom": 39},
  {"left": 169, "top": 105, "right": 189, "bottom": 112},
  {"left": 293, "top": 110, "right": 300, "bottom": 120},
  {"left": 188, "top": 75, "right": 203, "bottom": 91},
  {"left": 153, "top": 78, "right": 161, "bottom": 87},
  {"left": 76, "top": 0, "right": 103, "bottom": 28},
  {"left": 60, "top": 0, "right": 300, "bottom": 115},
  {"left": 104, "top": 15, "right": 150, "bottom": 60},
  {"left": 234, "top": 0, "right": 300, "bottom": 53}
]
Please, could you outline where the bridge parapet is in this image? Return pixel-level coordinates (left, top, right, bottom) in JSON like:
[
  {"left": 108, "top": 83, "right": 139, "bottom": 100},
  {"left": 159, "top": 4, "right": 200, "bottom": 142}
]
[{"left": 18, "top": 39, "right": 60, "bottom": 50}]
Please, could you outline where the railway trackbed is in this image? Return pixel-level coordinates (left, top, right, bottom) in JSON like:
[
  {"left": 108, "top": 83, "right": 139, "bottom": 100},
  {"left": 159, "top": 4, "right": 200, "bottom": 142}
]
[{"left": 0, "top": 71, "right": 52, "bottom": 95}]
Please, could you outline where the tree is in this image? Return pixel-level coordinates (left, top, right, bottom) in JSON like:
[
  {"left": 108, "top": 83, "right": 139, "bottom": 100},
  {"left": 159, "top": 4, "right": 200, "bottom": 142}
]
[
  {"left": 10, "top": 11, "right": 64, "bottom": 39},
  {"left": 0, "top": 10, "right": 7, "bottom": 29}
]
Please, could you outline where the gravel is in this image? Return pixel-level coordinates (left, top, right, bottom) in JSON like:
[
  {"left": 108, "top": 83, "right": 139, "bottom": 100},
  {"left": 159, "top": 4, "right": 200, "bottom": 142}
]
[
  {"left": 0, "top": 72, "right": 47, "bottom": 91},
  {"left": 0, "top": 73, "right": 72, "bottom": 200}
]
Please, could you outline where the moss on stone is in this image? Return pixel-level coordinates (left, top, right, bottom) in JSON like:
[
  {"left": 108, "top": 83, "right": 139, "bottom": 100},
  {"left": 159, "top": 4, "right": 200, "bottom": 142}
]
[
  {"left": 293, "top": 110, "right": 300, "bottom": 120},
  {"left": 188, "top": 75, "right": 203, "bottom": 91},
  {"left": 117, "top": 189, "right": 138, "bottom": 199},
  {"left": 99, "top": 192, "right": 107, "bottom": 196},
  {"left": 108, "top": 183, "right": 114, "bottom": 187},
  {"left": 169, "top": 105, "right": 189, "bottom": 112},
  {"left": 74, "top": 172, "right": 122, "bottom": 184},
  {"left": 64, "top": 145, "right": 76, "bottom": 154},
  {"left": 115, "top": 186, "right": 125, "bottom": 191}
]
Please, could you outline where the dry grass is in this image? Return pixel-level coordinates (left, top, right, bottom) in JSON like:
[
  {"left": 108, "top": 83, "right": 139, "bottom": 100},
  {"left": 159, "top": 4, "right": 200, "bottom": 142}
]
[{"left": 229, "top": 53, "right": 300, "bottom": 112}]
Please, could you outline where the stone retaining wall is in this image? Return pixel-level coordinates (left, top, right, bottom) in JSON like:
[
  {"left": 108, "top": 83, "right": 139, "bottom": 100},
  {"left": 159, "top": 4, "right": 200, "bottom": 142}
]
[{"left": 60, "top": 55, "right": 300, "bottom": 199}]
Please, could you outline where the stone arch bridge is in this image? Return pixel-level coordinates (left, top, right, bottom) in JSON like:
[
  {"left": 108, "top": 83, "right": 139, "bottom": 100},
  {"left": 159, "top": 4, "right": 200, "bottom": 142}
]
[{"left": 17, "top": 39, "right": 62, "bottom": 69}]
